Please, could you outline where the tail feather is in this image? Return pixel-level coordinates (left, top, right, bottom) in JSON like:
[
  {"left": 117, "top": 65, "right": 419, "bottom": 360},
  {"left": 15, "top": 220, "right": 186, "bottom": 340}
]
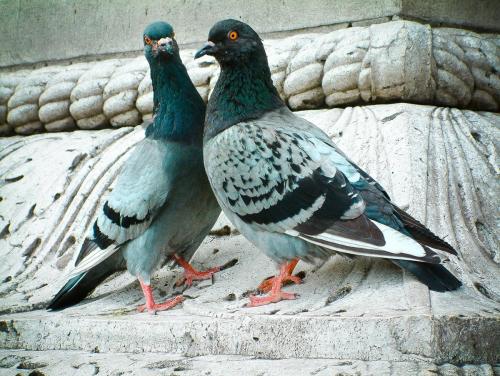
[
  {"left": 74, "top": 237, "right": 99, "bottom": 266},
  {"left": 47, "top": 252, "right": 124, "bottom": 310},
  {"left": 392, "top": 259, "right": 462, "bottom": 292},
  {"left": 393, "top": 206, "right": 457, "bottom": 255}
]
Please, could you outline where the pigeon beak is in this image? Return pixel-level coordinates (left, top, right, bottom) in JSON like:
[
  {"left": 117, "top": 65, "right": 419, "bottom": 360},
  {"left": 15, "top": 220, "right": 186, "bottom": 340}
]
[
  {"left": 195, "top": 41, "right": 216, "bottom": 59},
  {"left": 157, "top": 37, "right": 174, "bottom": 54}
]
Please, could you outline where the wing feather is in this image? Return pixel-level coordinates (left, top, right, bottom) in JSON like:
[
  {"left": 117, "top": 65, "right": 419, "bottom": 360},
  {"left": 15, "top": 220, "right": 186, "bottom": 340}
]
[
  {"left": 69, "top": 137, "right": 179, "bottom": 277},
  {"left": 94, "top": 138, "right": 173, "bottom": 244},
  {"left": 205, "top": 111, "right": 443, "bottom": 264}
]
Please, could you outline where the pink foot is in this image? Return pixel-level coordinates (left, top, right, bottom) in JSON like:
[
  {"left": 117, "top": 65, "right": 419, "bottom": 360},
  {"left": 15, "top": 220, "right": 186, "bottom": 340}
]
[
  {"left": 137, "top": 280, "right": 184, "bottom": 314},
  {"left": 247, "top": 262, "right": 300, "bottom": 307},
  {"left": 176, "top": 266, "right": 221, "bottom": 287},
  {"left": 173, "top": 254, "right": 237, "bottom": 287},
  {"left": 258, "top": 259, "right": 301, "bottom": 292},
  {"left": 247, "top": 291, "right": 297, "bottom": 307},
  {"left": 137, "top": 295, "right": 184, "bottom": 314},
  {"left": 258, "top": 275, "right": 302, "bottom": 293}
]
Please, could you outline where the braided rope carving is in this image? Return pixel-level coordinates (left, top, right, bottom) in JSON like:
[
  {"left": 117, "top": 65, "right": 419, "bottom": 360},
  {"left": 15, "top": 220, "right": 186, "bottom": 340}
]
[
  {"left": 70, "top": 59, "right": 127, "bottom": 130},
  {"left": 7, "top": 66, "right": 63, "bottom": 134},
  {"left": 39, "top": 63, "right": 93, "bottom": 132},
  {"left": 0, "top": 21, "right": 498, "bottom": 135},
  {"left": 0, "top": 70, "right": 30, "bottom": 135}
]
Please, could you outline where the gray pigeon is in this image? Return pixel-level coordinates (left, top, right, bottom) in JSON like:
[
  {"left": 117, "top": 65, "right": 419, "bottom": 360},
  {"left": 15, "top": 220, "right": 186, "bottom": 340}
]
[
  {"left": 48, "top": 21, "right": 226, "bottom": 313},
  {"left": 195, "top": 19, "right": 461, "bottom": 307}
]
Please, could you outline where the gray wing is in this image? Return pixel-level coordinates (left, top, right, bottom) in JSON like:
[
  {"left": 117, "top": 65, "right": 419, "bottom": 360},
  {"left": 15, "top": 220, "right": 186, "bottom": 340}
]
[
  {"left": 95, "top": 138, "right": 172, "bottom": 244},
  {"left": 282, "top": 108, "right": 456, "bottom": 254},
  {"left": 205, "top": 120, "right": 440, "bottom": 263},
  {"left": 69, "top": 138, "right": 174, "bottom": 277}
]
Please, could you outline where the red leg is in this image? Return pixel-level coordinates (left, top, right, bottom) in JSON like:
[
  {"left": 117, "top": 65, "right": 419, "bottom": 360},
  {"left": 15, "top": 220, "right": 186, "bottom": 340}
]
[
  {"left": 173, "top": 254, "right": 222, "bottom": 287},
  {"left": 247, "top": 263, "right": 298, "bottom": 307},
  {"left": 258, "top": 258, "right": 302, "bottom": 293},
  {"left": 137, "top": 280, "right": 184, "bottom": 314}
]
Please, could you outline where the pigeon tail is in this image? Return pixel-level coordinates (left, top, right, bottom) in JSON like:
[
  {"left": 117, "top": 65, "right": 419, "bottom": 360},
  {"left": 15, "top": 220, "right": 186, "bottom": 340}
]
[
  {"left": 393, "top": 206, "right": 458, "bottom": 255},
  {"left": 47, "top": 252, "right": 123, "bottom": 310},
  {"left": 392, "top": 259, "right": 462, "bottom": 292}
]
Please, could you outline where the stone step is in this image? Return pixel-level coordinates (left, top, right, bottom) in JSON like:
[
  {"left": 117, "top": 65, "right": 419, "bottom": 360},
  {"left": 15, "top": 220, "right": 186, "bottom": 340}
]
[
  {"left": 1, "top": 233, "right": 498, "bottom": 363},
  {"left": 2, "top": 350, "right": 498, "bottom": 376}
]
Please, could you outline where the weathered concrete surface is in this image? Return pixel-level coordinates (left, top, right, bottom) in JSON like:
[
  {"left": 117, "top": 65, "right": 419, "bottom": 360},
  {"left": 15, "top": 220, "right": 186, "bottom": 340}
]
[
  {"left": 400, "top": 0, "right": 500, "bottom": 31},
  {"left": 0, "top": 104, "right": 498, "bottom": 368},
  {"left": 0, "top": 0, "right": 397, "bottom": 68},
  {"left": 0, "top": 351, "right": 498, "bottom": 376},
  {"left": 1, "top": 0, "right": 499, "bottom": 68},
  {"left": 2, "top": 21, "right": 499, "bottom": 135}
]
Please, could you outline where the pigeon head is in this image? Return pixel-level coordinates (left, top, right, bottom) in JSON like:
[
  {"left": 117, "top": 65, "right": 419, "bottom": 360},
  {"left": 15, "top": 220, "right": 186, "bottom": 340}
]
[
  {"left": 195, "top": 19, "right": 264, "bottom": 65},
  {"left": 197, "top": 20, "right": 284, "bottom": 141},
  {"left": 141, "top": 21, "right": 205, "bottom": 144},
  {"left": 143, "top": 21, "right": 178, "bottom": 61}
]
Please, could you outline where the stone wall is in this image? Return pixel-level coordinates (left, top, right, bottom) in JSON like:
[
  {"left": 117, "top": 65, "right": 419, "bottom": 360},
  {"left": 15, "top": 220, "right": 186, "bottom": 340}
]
[{"left": 1, "top": 0, "right": 499, "bottom": 69}]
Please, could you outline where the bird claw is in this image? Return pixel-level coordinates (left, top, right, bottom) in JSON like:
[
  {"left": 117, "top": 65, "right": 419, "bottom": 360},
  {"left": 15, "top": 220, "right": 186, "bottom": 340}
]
[
  {"left": 246, "top": 291, "right": 297, "bottom": 307},
  {"left": 137, "top": 295, "right": 185, "bottom": 314},
  {"left": 258, "top": 274, "right": 303, "bottom": 293},
  {"left": 258, "top": 259, "right": 300, "bottom": 292},
  {"left": 175, "top": 266, "right": 220, "bottom": 287}
]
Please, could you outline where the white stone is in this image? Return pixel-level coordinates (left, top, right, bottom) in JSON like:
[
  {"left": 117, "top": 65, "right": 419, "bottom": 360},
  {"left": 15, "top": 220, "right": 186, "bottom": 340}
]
[
  {"left": 70, "top": 59, "right": 127, "bottom": 130},
  {"left": 0, "top": 350, "right": 498, "bottom": 376},
  {"left": 5, "top": 67, "right": 63, "bottom": 134},
  {"left": 136, "top": 69, "right": 153, "bottom": 120},
  {"left": 0, "top": 71, "right": 32, "bottom": 135},
  {"left": 0, "top": 104, "right": 498, "bottom": 366},
  {"left": 37, "top": 65, "right": 91, "bottom": 131},
  {"left": 102, "top": 58, "right": 147, "bottom": 128}
]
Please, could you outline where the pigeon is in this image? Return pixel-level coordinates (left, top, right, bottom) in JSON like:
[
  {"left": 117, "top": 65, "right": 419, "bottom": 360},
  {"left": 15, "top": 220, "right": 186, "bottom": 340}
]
[
  {"left": 48, "top": 21, "right": 226, "bottom": 313},
  {"left": 195, "top": 19, "right": 462, "bottom": 307}
]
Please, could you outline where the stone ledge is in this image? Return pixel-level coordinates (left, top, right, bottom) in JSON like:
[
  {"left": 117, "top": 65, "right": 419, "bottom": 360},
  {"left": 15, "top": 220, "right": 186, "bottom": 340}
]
[
  {"left": 0, "top": 231, "right": 498, "bottom": 363},
  {"left": 1, "top": 350, "right": 498, "bottom": 376},
  {"left": 1, "top": 302, "right": 498, "bottom": 363}
]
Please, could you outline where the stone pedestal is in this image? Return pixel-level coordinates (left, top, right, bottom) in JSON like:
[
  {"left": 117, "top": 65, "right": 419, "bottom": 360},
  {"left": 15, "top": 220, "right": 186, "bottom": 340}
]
[
  {"left": 0, "top": 3, "right": 499, "bottom": 372},
  {"left": 0, "top": 104, "right": 498, "bottom": 375}
]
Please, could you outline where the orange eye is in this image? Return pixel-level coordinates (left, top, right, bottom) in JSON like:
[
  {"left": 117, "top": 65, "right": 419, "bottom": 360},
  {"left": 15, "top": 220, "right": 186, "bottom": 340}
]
[
  {"left": 228, "top": 31, "right": 239, "bottom": 41},
  {"left": 144, "top": 35, "right": 152, "bottom": 45}
]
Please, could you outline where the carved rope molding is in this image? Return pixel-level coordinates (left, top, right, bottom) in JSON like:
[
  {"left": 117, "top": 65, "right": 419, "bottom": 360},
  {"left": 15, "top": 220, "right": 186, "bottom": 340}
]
[{"left": 0, "top": 21, "right": 498, "bottom": 136}]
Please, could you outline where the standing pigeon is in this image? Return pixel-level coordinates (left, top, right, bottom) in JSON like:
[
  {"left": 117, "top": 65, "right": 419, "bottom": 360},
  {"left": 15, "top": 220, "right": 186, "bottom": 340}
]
[
  {"left": 48, "top": 21, "right": 225, "bottom": 313},
  {"left": 195, "top": 19, "right": 461, "bottom": 307}
]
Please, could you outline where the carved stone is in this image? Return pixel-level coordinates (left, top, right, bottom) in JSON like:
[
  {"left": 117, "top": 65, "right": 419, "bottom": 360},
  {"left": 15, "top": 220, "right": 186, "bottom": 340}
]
[
  {"left": 0, "top": 21, "right": 498, "bottom": 135},
  {"left": 0, "top": 104, "right": 498, "bottom": 370},
  {"left": 69, "top": 59, "right": 126, "bottom": 130}
]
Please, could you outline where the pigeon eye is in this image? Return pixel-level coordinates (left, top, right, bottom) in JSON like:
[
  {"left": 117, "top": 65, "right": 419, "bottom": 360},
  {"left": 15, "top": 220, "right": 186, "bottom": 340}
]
[
  {"left": 228, "top": 31, "right": 239, "bottom": 41},
  {"left": 144, "top": 35, "right": 152, "bottom": 45}
]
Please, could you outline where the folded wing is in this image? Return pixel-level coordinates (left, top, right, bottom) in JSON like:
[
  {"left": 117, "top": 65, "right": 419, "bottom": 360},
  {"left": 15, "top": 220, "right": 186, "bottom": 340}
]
[
  {"left": 69, "top": 138, "right": 173, "bottom": 277},
  {"left": 206, "top": 121, "right": 441, "bottom": 264}
]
